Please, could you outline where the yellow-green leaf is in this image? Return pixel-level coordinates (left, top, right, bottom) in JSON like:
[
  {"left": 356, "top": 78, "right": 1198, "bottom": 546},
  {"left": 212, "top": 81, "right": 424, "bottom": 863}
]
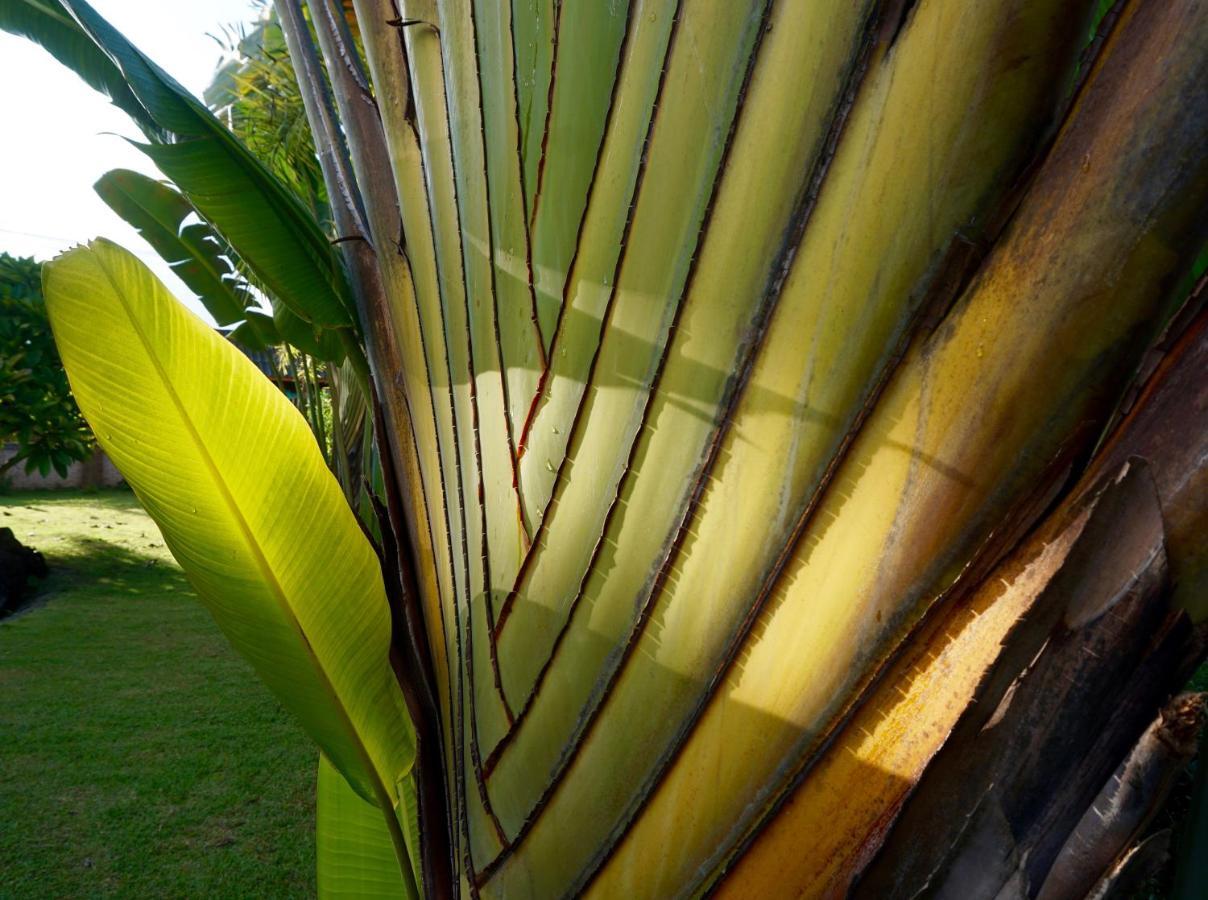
[
  {"left": 318, "top": 754, "right": 418, "bottom": 900},
  {"left": 42, "top": 238, "right": 416, "bottom": 849}
]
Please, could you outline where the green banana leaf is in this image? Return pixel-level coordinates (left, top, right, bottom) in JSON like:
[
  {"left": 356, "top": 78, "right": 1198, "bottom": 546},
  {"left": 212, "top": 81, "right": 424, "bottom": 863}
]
[
  {"left": 3, "top": 0, "right": 357, "bottom": 335},
  {"left": 94, "top": 168, "right": 253, "bottom": 328},
  {"left": 318, "top": 754, "right": 418, "bottom": 900},
  {"left": 273, "top": 298, "right": 349, "bottom": 363},
  {"left": 41, "top": 238, "right": 417, "bottom": 881},
  {"left": 227, "top": 309, "right": 281, "bottom": 353},
  {"left": 0, "top": 0, "right": 157, "bottom": 135},
  {"left": 90, "top": 169, "right": 345, "bottom": 361}
]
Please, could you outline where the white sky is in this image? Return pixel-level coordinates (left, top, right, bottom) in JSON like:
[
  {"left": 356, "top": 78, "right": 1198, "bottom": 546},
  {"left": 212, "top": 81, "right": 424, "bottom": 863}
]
[{"left": 0, "top": 0, "right": 266, "bottom": 322}]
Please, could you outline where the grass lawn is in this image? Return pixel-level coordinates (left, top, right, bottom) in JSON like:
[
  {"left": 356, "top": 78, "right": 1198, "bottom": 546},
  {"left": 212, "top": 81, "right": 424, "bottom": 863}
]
[{"left": 0, "top": 489, "right": 316, "bottom": 898}]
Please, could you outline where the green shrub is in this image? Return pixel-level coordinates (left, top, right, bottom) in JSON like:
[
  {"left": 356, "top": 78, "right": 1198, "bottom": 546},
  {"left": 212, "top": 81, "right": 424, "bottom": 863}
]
[{"left": 0, "top": 253, "right": 94, "bottom": 478}]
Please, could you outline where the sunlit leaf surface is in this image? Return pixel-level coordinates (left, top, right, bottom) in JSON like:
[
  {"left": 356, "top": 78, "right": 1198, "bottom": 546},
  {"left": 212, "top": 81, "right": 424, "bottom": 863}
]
[{"left": 42, "top": 239, "right": 419, "bottom": 883}]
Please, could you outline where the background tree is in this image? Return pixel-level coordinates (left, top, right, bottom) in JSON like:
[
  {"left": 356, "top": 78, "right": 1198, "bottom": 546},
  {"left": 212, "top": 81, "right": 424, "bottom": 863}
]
[
  {"left": 205, "top": 2, "right": 330, "bottom": 226},
  {"left": 0, "top": 253, "right": 93, "bottom": 479}
]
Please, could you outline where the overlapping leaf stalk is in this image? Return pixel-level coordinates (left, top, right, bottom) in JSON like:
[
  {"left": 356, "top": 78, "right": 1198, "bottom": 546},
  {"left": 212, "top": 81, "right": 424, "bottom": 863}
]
[{"left": 297, "top": 0, "right": 1206, "bottom": 895}]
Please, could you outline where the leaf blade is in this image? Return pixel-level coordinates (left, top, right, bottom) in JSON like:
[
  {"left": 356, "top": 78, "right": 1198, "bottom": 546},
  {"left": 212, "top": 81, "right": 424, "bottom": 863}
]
[
  {"left": 318, "top": 755, "right": 419, "bottom": 900},
  {"left": 94, "top": 169, "right": 248, "bottom": 327},
  {"left": 8, "top": 0, "right": 359, "bottom": 332},
  {"left": 42, "top": 239, "right": 415, "bottom": 829}
]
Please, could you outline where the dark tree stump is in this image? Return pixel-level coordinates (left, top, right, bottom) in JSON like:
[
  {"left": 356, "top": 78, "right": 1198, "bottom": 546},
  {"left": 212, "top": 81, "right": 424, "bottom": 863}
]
[{"left": 0, "top": 527, "right": 49, "bottom": 617}]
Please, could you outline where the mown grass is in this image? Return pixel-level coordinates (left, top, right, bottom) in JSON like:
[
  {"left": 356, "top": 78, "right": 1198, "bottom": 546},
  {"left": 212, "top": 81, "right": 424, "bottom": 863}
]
[{"left": 0, "top": 490, "right": 316, "bottom": 898}]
